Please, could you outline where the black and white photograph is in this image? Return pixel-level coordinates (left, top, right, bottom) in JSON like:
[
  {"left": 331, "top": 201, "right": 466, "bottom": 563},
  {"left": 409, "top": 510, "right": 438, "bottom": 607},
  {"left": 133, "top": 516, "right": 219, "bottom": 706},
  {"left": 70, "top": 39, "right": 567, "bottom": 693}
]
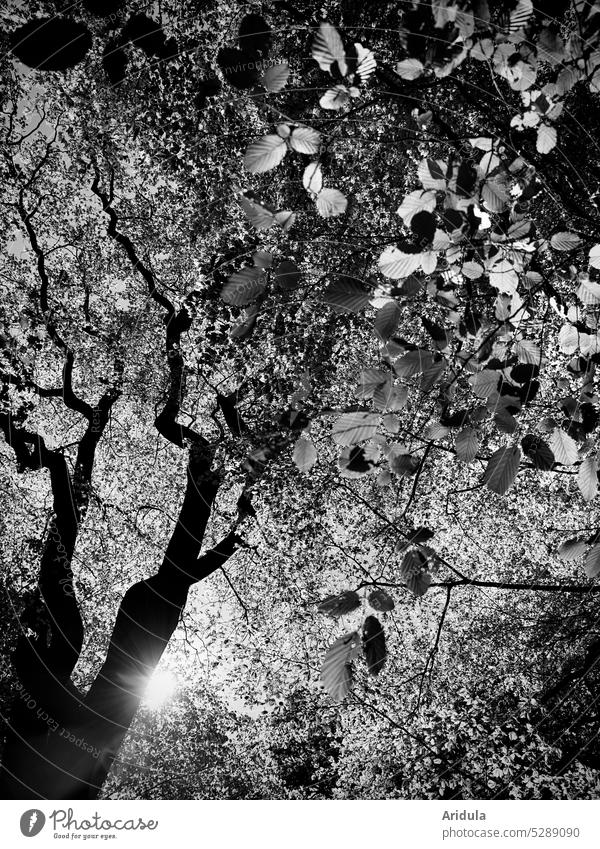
[{"left": 0, "top": 0, "right": 599, "bottom": 838}]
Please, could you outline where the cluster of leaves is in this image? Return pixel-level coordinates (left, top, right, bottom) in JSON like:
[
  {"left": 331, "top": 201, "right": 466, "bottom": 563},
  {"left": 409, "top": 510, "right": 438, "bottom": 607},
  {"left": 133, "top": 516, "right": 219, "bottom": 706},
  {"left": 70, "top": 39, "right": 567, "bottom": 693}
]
[{"left": 317, "top": 587, "right": 392, "bottom": 699}]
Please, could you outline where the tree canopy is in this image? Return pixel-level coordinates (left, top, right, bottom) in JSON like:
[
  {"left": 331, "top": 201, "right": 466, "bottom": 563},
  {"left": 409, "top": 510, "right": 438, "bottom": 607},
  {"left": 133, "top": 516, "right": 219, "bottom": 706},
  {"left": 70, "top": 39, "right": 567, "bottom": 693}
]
[{"left": 2, "top": 0, "right": 600, "bottom": 800}]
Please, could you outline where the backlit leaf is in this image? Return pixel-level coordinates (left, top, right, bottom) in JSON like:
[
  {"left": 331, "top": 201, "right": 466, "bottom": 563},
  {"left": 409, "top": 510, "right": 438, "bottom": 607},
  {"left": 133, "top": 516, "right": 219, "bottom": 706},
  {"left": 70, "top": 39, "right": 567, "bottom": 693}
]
[
  {"left": 244, "top": 135, "right": 287, "bottom": 173},
  {"left": 332, "top": 412, "right": 379, "bottom": 446},
  {"left": 536, "top": 123, "right": 557, "bottom": 154},
  {"left": 455, "top": 427, "right": 479, "bottom": 463},
  {"left": 374, "top": 301, "right": 401, "bottom": 341},
  {"left": 315, "top": 188, "right": 348, "bottom": 218},
  {"left": 289, "top": 126, "right": 321, "bottom": 154},
  {"left": 312, "top": 22, "right": 347, "bottom": 75},
  {"left": 397, "top": 190, "right": 437, "bottom": 226},
  {"left": 355, "top": 369, "right": 389, "bottom": 399},
  {"left": 483, "top": 445, "right": 521, "bottom": 495},
  {"left": 260, "top": 62, "right": 289, "bottom": 92},
  {"left": 584, "top": 544, "right": 600, "bottom": 580},
  {"left": 557, "top": 538, "right": 586, "bottom": 560},
  {"left": 303, "top": 162, "right": 324, "bottom": 195},
  {"left": 368, "top": 588, "right": 395, "bottom": 612},
  {"left": 320, "top": 631, "right": 359, "bottom": 700},
  {"left": 322, "top": 279, "right": 369, "bottom": 313},
  {"left": 589, "top": 244, "right": 600, "bottom": 269},
  {"left": 396, "top": 58, "right": 424, "bottom": 79},
  {"left": 578, "top": 456, "right": 598, "bottom": 502},
  {"left": 317, "top": 590, "right": 361, "bottom": 617},
  {"left": 549, "top": 427, "right": 579, "bottom": 466},
  {"left": 577, "top": 278, "right": 600, "bottom": 305},
  {"left": 221, "top": 267, "right": 265, "bottom": 305},
  {"left": 379, "top": 247, "right": 422, "bottom": 279},
  {"left": 550, "top": 231, "right": 582, "bottom": 252},
  {"left": 293, "top": 437, "right": 317, "bottom": 472},
  {"left": 469, "top": 369, "right": 500, "bottom": 398},
  {"left": 320, "top": 85, "right": 351, "bottom": 110}
]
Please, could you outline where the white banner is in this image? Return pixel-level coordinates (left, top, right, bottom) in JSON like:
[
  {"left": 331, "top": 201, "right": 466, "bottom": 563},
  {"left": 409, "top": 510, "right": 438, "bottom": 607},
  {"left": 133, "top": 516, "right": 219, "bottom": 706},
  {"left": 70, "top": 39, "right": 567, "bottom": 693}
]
[{"left": 1, "top": 800, "right": 599, "bottom": 848}]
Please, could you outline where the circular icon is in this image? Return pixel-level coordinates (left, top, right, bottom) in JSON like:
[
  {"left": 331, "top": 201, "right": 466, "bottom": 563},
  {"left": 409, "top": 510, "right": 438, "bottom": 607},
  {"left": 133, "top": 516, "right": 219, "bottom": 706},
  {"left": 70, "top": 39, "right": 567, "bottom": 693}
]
[{"left": 19, "top": 810, "right": 46, "bottom": 837}]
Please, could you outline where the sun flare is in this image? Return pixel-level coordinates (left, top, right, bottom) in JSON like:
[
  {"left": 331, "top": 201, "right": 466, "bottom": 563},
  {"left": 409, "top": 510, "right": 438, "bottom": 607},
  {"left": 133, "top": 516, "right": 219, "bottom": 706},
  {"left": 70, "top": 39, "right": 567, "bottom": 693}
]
[{"left": 142, "top": 669, "right": 178, "bottom": 710}]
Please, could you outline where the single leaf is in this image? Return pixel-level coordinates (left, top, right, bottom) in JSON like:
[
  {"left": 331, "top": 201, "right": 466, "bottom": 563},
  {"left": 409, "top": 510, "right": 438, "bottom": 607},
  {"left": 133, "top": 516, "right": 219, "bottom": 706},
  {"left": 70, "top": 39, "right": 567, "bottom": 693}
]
[
  {"left": 455, "top": 427, "right": 479, "bottom": 463},
  {"left": 395, "top": 58, "right": 424, "bottom": 79},
  {"left": 417, "top": 158, "right": 447, "bottom": 190},
  {"left": 521, "top": 434, "right": 554, "bottom": 470},
  {"left": 322, "top": 279, "right": 369, "bottom": 313},
  {"left": 394, "top": 349, "right": 433, "bottom": 378},
  {"left": 469, "top": 369, "right": 500, "bottom": 398},
  {"left": 273, "top": 210, "right": 296, "bottom": 231},
  {"left": 240, "top": 196, "right": 277, "bottom": 230},
  {"left": 303, "top": 162, "right": 323, "bottom": 195},
  {"left": 355, "top": 369, "right": 389, "bottom": 399},
  {"left": 488, "top": 259, "right": 518, "bottom": 294},
  {"left": 557, "top": 538, "right": 587, "bottom": 560},
  {"left": 292, "top": 436, "right": 317, "bottom": 472},
  {"left": 550, "top": 231, "right": 582, "bottom": 252},
  {"left": 374, "top": 301, "right": 401, "bottom": 342},
  {"left": 481, "top": 175, "right": 509, "bottom": 212},
  {"left": 589, "top": 244, "right": 600, "bottom": 270},
  {"left": 319, "top": 85, "right": 351, "bottom": 110},
  {"left": 389, "top": 452, "right": 419, "bottom": 477},
  {"left": 584, "top": 544, "right": 600, "bottom": 580},
  {"left": 462, "top": 261, "right": 484, "bottom": 280},
  {"left": 244, "top": 135, "right": 287, "bottom": 173},
  {"left": 332, "top": 412, "right": 379, "bottom": 446},
  {"left": 558, "top": 322, "right": 579, "bottom": 354},
  {"left": 397, "top": 190, "right": 437, "bottom": 226},
  {"left": 289, "top": 126, "right": 321, "bottom": 154},
  {"left": 515, "top": 339, "right": 541, "bottom": 364},
  {"left": 421, "top": 359, "right": 445, "bottom": 393},
  {"left": 368, "top": 588, "right": 395, "bottom": 612},
  {"left": 312, "top": 22, "right": 348, "bottom": 75},
  {"left": 363, "top": 616, "right": 386, "bottom": 675},
  {"left": 230, "top": 304, "right": 259, "bottom": 339},
  {"left": 483, "top": 445, "right": 521, "bottom": 495},
  {"left": 536, "top": 123, "right": 557, "bottom": 154},
  {"left": 400, "top": 548, "right": 432, "bottom": 596},
  {"left": 252, "top": 250, "right": 273, "bottom": 269},
  {"left": 320, "top": 631, "right": 359, "bottom": 700},
  {"left": 315, "top": 188, "right": 348, "bottom": 218},
  {"left": 354, "top": 43, "right": 377, "bottom": 83},
  {"left": 378, "top": 247, "right": 422, "bottom": 280},
  {"left": 578, "top": 456, "right": 598, "bottom": 502},
  {"left": 260, "top": 62, "right": 289, "bottom": 92},
  {"left": 221, "top": 267, "right": 265, "bottom": 306},
  {"left": 509, "top": 0, "right": 533, "bottom": 32},
  {"left": 549, "top": 427, "right": 579, "bottom": 466},
  {"left": 576, "top": 278, "right": 600, "bottom": 305},
  {"left": 317, "top": 590, "right": 360, "bottom": 617}
]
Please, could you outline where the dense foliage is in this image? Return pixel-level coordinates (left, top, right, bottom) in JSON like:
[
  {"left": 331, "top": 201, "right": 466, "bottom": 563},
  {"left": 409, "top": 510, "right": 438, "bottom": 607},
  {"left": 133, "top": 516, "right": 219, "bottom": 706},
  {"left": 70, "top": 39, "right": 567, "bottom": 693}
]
[{"left": 2, "top": 0, "right": 600, "bottom": 799}]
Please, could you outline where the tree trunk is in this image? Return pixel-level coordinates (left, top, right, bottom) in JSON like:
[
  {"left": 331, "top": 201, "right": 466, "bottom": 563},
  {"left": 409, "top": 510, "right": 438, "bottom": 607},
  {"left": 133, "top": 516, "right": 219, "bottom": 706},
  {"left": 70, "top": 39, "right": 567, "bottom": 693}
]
[{"left": 0, "top": 447, "right": 238, "bottom": 799}]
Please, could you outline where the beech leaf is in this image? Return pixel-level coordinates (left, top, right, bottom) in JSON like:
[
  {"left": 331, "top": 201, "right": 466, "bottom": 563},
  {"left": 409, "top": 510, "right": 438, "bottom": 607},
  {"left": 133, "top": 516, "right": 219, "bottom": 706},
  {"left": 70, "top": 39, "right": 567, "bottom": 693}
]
[
  {"left": 483, "top": 445, "right": 521, "bottom": 495},
  {"left": 320, "top": 631, "right": 359, "bottom": 700}
]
